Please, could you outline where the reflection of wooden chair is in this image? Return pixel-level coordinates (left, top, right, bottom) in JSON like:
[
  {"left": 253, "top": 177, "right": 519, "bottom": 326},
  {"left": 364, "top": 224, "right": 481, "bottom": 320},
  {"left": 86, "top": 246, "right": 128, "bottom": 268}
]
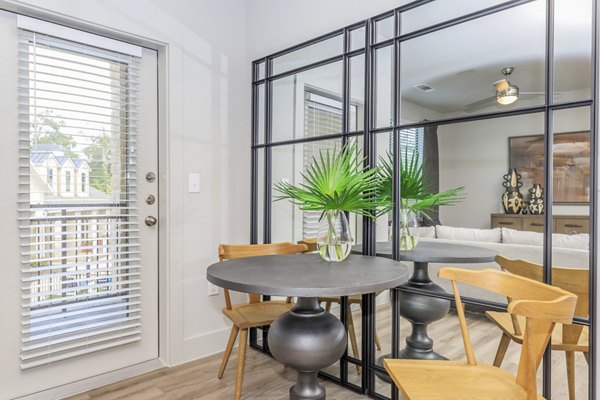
[
  {"left": 217, "top": 242, "right": 308, "bottom": 400},
  {"left": 298, "top": 238, "right": 382, "bottom": 374},
  {"left": 486, "top": 255, "right": 589, "bottom": 400},
  {"left": 385, "top": 267, "right": 577, "bottom": 400}
]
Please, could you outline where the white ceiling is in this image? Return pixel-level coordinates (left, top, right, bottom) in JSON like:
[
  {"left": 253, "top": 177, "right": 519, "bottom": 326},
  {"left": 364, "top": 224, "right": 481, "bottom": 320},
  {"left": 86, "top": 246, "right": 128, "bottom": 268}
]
[{"left": 271, "top": 0, "right": 593, "bottom": 118}]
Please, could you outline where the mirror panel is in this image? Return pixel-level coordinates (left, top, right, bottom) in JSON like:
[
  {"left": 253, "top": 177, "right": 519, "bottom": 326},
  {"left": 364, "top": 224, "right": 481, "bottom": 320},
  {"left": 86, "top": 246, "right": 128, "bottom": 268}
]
[
  {"left": 349, "top": 54, "right": 365, "bottom": 132},
  {"left": 256, "top": 61, "right": 265, "bottom": 80},
  {"left": 272, "top": 61, "right": 343, "bottom": 143},
  {"left": 374, "top": 15, "right": 395, "bottom": 43},
  {"left": 400, "top": 0, "right": 509, "bottom": 35},
  {"left": 374, "top": 45, "right": 394, "bottom": 128},
  {"left": 349, "top": 26, "right": 366, "bottom": 51},
  {"left": 271, "top": 139, "right": 342, "bottom": 243},
  {"left": 255, "top": 83, "right": 265, "bottom": 144},
  {"left": 554, "top": 0, "right": 593, "bottom": 103},
  {"left": 256, "top": 148, "right": 265, "bottom": 243},
  {"left": 400, "top": 1, "right": 546, "bottom": 122},
  {"left": 551, "top": 107, "right": 590, "bottom": 400},
  {"left": 272, "top": 34, "right": 344, "bottom": 76},
  {"left": 375, "top": 131, "right": 394, "bottom": 252}
]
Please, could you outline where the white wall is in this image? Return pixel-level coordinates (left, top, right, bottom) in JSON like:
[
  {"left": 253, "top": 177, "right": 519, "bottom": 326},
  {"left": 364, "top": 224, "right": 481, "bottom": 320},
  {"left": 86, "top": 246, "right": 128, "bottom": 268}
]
[
  {"left": 7, "top": 0, "right": 251, "bottom": 369},
  {"left": 439, "top": 107, "right": 590, "bottom": 228},
  {"left": 246, "top": 0, "right": 409, "bottom": 61}
]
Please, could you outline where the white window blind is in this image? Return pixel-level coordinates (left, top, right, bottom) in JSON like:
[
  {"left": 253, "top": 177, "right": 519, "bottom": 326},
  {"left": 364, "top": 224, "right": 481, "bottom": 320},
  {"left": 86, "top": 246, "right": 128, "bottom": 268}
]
[
  {"left": 398, "top": 127, "right": 424, "bottom": 163},
  {"left": 302, "top": 92, "right": 343, "bottom": 238},
  {"left": 18, "top": 28, "right": 141, "bottom": 369}
]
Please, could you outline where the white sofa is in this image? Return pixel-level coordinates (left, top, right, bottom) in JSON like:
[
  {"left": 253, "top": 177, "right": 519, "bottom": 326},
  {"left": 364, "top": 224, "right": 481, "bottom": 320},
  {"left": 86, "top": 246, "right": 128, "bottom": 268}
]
[{"left": 414, "top": 226, "right": 590, "bottom": 304}]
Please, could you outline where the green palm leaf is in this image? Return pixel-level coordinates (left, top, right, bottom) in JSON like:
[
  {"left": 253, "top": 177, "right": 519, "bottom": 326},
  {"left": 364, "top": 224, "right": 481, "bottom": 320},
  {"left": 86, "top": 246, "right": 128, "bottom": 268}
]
[
  {"left": 376, "top": 148, "right": 464, "bottom": 219},
  {"left": 274, "top": 142, "right": 389, "bottom": 218}
]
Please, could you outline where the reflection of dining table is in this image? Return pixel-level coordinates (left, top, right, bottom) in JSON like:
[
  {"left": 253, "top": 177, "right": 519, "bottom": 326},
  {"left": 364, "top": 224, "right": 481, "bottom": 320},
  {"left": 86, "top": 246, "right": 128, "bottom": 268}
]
[
  {"left": 207, "top": 253, "right": 409, "bottom": 400},
  {"left": 352, "top": 241, "right": 496, "bottom": 376}
]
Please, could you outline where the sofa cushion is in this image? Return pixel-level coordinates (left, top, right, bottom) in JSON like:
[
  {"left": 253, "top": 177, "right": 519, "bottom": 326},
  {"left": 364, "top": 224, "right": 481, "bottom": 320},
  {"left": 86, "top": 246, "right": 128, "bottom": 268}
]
[
  {"left": 501, "top": 228, "right": 589, "bottom": 250},
  {"left": 435, "top": 225, "right": 501, "bottom": 243},
  {"left": 553, "top": 233, "right": 589, "bottom": 250},
  {"left": 418, "top": 226, "right": 436, "bottom": 238},
  {"left": 502, "top": 228, "right": 543, "bottom": 246}
]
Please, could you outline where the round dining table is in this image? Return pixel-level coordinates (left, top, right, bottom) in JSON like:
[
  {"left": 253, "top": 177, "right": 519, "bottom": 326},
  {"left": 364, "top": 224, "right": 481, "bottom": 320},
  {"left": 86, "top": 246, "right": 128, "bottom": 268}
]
[
  {"left": 207, "top": 253, "right": 409, "bottom": 400},
  {"left": 353, "top": 241, "right": 496, "bottom": 378}
]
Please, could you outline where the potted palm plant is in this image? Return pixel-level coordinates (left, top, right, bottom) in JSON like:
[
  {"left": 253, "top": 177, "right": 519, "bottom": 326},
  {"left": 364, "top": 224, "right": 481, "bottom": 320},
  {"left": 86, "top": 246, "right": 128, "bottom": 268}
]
[
  {"left": 274, "top": 142, "right": 389, "bottom": 262},
  {"left": 378, "top": 149, "right": 464, "bottom": 250}
]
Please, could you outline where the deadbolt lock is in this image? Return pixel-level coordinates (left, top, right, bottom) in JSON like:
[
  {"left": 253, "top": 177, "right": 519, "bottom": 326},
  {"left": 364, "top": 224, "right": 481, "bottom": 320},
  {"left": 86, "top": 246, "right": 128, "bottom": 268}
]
[{"left": 145, "top": 216, "right": 158, "bottom": 227}]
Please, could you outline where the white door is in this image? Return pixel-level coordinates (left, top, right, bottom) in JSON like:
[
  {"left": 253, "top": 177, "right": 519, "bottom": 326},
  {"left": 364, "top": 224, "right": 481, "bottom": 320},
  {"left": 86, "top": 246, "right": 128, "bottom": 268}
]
[{"left": 0, "top": 11, "right": 159, "bottom": 399}]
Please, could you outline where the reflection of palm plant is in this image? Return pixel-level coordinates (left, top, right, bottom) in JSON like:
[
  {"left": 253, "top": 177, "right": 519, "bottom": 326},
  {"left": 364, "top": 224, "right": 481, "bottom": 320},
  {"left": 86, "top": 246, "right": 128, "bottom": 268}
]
[{"left": 378, "top": 149, "right": 464, "bottom": 219}]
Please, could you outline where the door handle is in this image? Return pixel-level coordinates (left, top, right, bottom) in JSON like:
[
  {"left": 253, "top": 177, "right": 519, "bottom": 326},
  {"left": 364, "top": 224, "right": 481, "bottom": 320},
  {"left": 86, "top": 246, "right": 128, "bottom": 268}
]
[{"left": 145, "top": 216, "right": 158, "bottom": 226}]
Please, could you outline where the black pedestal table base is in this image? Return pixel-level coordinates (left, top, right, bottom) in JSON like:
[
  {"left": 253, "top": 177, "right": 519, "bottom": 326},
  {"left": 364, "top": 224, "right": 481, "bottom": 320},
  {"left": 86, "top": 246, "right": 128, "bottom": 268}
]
[
  {"left": 375, "top": 261, "right": 450, "bottom": 383},
  {"left": 268, "top": 297, "right": 347, "bottom": 400}
]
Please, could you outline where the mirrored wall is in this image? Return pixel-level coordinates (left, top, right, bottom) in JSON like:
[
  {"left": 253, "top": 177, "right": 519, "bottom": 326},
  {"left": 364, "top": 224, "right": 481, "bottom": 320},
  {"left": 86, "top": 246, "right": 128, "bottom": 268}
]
[{"left": 251, "top": 1, "right": 596, "bottom": 398}]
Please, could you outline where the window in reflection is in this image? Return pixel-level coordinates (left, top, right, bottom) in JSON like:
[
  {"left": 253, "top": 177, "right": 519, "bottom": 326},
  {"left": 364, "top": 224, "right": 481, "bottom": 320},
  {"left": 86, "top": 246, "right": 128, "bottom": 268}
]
[{"left": 272, "top": 61, "right": 343, "bottom": 142}]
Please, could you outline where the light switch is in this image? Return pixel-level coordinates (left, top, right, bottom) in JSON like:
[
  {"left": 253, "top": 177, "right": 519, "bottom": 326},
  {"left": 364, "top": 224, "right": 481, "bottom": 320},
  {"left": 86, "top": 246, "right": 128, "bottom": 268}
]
[{"left": 188, "top": 173, "right": 200, "bottom": 193}]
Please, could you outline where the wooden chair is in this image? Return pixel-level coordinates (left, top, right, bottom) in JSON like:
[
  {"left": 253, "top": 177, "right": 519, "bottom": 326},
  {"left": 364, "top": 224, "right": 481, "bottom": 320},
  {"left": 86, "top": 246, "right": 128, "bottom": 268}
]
[
  {"left": 384, "top": 267, "right": 577, "bottom": 400},
  {"left": 217, "top": 242, "right": 308, "bottom": 400},
  {"left": 298, "top": 238, "right": 383, "bottom": 374},
  {"left": 486, "top": 255, "right": 589, "bottom": 400}
]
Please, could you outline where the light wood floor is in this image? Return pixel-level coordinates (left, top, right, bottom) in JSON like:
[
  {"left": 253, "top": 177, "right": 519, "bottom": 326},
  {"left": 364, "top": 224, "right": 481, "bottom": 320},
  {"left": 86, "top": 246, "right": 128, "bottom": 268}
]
[{"left": 68, "top": 302, "right": 589, "bottom": 400}]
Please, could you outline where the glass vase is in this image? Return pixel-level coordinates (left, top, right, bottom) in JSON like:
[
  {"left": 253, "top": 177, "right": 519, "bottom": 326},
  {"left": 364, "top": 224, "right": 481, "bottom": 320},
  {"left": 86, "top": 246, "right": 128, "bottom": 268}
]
[
  {"left": 317, "top": 210, "right": 352, "bottom": 262},
  {"left": 399, "top": 208, "right": 420, "bottom": 250}
]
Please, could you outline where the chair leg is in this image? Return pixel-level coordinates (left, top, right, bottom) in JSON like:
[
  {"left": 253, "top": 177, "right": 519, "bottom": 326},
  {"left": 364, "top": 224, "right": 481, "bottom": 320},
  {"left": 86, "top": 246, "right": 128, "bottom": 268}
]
[
  {"left": 584, "top": 351, "right": 590, "bottom": 365},
  {"left": 325, "top": 301, "right": 332, "bottom": 312},
  {"left": 346, "top": 306, "right": 361, "bottom": 374},
  {"left": 375, "top": 330, "right": 382, "bottom": 351},
  {"left": 219, "top": 325, "right": 240, "bottom": 379},
  {"left": 566, "top": 351, "right": 576, "bottom": 400},
  {"left": 493, "top": 333, "right": 511, "bottom": 367},
  {"left": 234, "top": 329, "right": 248, "bottom": 400}
]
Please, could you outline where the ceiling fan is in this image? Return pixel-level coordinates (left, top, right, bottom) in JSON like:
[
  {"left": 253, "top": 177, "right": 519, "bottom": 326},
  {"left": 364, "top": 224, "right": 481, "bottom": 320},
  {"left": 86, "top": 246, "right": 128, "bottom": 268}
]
[{"left": 463, "top": 67, "right": 561, "bottom": 112}]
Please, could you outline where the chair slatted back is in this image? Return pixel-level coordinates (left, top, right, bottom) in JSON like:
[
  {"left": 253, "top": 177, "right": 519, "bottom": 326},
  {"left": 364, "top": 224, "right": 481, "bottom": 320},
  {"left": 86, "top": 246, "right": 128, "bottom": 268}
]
[
  {"left": 218, "top": 243, "right": 308, "bottom": 308},
  {"left": 495, "top": 255, "right": 588, "bottom": 348},
  {"left": 439, "top": 267, "right": 577, "bottom": 400}
]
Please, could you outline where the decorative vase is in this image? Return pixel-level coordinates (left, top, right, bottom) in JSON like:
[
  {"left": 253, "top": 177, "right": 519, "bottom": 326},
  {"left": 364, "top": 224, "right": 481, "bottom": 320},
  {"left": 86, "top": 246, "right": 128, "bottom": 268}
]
[
  {"left": 317, "top": 210, "right": 352, "bottom": 262},
  {"left": 399, "top": 208, "right": 420, "bottom": 250},
  {"left": 528, "top": 184, "right": 544, "bottom": 215},
  {"left": 501, "top": 168, "right": 524, "bottom": 214}
]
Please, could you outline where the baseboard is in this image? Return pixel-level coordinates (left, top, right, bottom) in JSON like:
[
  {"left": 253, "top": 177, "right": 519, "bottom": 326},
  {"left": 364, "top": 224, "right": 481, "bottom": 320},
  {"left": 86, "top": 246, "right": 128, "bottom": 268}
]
[
  {"left": 14, "top": 358, "right": 166, "bottom": 400},
  {"left": 172, "top": 326, "right": 233, "bottom": 366}
]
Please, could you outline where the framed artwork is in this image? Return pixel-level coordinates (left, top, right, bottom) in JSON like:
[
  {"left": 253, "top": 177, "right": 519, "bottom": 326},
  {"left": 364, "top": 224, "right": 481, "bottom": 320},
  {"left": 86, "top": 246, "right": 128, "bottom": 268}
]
[{"left": 509, "top": 132, "right": 590, "bottom": 204}]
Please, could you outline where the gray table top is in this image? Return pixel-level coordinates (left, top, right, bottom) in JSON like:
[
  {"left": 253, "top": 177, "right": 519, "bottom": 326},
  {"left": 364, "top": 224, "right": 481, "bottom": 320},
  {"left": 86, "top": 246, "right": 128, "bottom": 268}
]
[
  {"left": 352, "top": 241, "right": 497, "bottom": 264},
  {"left": 206, "top": 253, "right": 409, "bottom": 297}
]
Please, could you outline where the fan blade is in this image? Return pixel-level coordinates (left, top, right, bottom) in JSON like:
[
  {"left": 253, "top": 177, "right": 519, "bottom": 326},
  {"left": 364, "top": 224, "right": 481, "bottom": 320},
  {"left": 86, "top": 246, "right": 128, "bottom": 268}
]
[
  {"left": 520, "top": 91, "right": 564, "bottom": 95},
  {"left": 493, "top": 79, "right": 510, "bottom": 92},
  {"left": 463, "top": 96, "right": 497, "bottom": 112}
]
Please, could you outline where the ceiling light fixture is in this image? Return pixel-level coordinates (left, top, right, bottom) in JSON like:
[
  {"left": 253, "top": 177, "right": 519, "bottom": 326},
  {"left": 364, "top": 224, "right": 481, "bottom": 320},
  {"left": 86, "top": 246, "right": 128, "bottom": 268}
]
[{"left": 494, "top": 67, "right": 519, "bottom": 105}]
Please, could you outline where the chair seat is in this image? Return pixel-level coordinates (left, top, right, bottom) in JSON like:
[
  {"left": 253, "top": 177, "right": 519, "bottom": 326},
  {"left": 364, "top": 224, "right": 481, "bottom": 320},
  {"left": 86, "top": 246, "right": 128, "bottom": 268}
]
[
  {"left": 222, "top": 301, "right": 293, "bottom": 329},
  {"left": 486, "top": 311, "right": 589, "bottom": 352},
  {"left": 384, "top": 359, "right": 544, "bottom": 400}
]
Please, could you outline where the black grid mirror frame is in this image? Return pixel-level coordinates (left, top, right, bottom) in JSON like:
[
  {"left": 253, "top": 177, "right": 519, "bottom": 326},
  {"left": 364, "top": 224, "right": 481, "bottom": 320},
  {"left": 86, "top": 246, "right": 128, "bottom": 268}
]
[{"left": 249, "top": 1, "right": 598, "bottom": 399}]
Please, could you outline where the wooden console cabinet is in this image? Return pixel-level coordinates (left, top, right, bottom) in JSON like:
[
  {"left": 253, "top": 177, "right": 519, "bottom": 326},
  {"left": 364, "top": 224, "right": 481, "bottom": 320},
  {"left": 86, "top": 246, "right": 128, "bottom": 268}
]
[{"left": 491, "top": 214, "right": 589, "bottom": 234}]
